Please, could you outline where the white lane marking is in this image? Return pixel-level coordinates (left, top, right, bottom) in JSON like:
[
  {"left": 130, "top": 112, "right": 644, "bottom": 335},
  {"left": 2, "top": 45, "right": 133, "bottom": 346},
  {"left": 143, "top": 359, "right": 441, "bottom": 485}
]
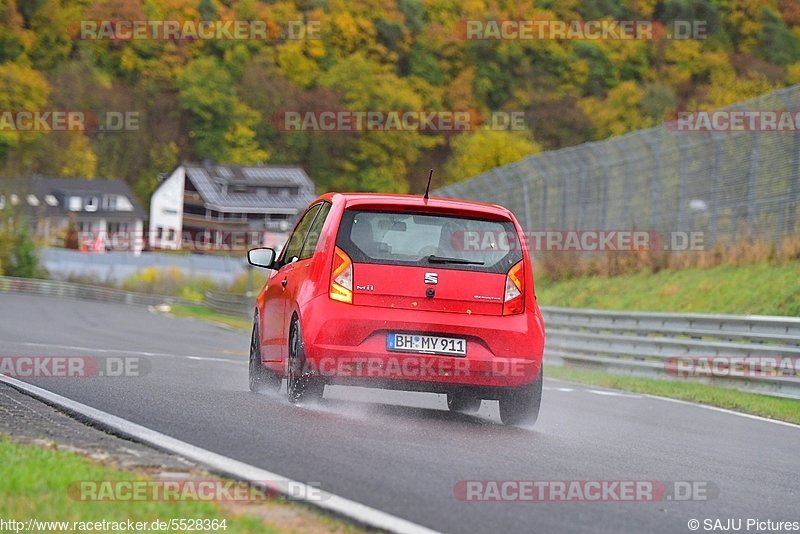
[
  {"left": 0, "top": 375, "right": 440, "bottom": 534},
  {"left": 547, "top": 378, "right": 800, "bottom": 429},
  {"left": 639, "top": 393, "right": 800, "bottom": 430},
  {"left": 543, "top": 386, "right": 574, "bottom": 392},
  {"left": 587, "top": 390, "right": 642, "bottom": 398},
  {"left": 1, "top": 340, "right": 244, "bottom": 364},
  {"left": 186, "top": 356, "right": 239, "bottom": 363},
  {"left": 9, "top": 341, "right": 185, "bottom": 358}
]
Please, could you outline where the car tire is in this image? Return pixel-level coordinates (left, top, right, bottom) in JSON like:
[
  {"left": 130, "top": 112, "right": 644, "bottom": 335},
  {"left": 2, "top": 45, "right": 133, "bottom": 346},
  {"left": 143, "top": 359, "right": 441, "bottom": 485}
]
[
  {"left": 249, "top": 317, "right": 281, "bottom": 393},
  {"left": 498, "top": 367, "right": 543, "bottom": 426},
  {"left": 287, "top": 318, "right": 324, "bottom": 404},
  {"left": 447, "top": 393, "right": 482, "bottom": 414}
]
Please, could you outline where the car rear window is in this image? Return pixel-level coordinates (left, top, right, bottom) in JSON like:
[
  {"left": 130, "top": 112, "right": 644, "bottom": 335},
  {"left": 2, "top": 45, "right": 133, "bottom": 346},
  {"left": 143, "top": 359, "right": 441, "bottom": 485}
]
[{"left": 335, "top": 210, "right": 523, "bottom": 273}]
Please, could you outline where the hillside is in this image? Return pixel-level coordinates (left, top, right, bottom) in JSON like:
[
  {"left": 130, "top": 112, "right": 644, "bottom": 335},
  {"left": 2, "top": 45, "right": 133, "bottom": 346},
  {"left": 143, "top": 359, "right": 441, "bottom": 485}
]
[{"left": 1, "top": 0, "right": 800, "bottom": 207}]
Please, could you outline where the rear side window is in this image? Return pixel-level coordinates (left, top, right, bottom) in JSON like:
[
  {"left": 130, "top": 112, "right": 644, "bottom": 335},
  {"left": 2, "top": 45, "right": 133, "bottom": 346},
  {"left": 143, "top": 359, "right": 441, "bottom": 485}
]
[
  {"left": 336, "top": 210, "right": 522, "bottom": 273},
  {"left": 299, "top": 202, "right": 331, "bottom": 260},
  {"left": 282, "top": 203, "right": 322, "bottom": 263}
]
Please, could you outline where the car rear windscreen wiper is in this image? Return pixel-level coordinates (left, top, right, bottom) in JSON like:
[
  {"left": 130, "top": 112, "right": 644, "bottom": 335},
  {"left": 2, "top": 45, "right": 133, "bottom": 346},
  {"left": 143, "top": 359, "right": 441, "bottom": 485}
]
[{"left": 426, "top": 255, "right": 485, "bottom": 265}]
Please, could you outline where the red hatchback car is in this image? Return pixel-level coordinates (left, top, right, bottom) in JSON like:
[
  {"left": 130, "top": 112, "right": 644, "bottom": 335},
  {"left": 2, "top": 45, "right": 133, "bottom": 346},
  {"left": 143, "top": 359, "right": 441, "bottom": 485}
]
[{"left": 247, "top": 193, "right": 545, "bottom": 425}]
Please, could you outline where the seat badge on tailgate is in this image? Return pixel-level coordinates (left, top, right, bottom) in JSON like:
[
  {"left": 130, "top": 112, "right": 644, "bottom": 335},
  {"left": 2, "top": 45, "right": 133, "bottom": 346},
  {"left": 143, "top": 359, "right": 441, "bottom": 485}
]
[{"left": 424, "top": 273, "right": 438, "bottom": 284}]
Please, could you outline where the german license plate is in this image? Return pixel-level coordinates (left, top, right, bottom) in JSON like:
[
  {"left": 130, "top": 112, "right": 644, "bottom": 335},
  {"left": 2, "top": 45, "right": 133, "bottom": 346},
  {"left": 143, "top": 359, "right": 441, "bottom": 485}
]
[{"left": 386, "top": 333, "right": 466, "bottom": 356}]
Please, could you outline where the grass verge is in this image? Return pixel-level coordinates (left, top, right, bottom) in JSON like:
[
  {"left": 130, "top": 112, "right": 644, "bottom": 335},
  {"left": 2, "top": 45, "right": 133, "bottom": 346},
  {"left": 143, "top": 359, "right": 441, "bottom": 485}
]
[
  {"left": 170, "top": 304, "right": 251, "bottom": 332},
  {"left": 0, "top": 438, "right": 364, "bottom": 533},
  {"left": 536, "top": 263, "right": 800, "bottom": 316},
  {"left": 546, "top": 365, "right": 800, "bottom": 425}
]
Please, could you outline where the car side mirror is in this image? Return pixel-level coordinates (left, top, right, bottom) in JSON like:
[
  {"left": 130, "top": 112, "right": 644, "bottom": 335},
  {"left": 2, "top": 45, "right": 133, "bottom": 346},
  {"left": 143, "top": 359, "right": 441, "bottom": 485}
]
[{"left": 247, "top": 247, "right": 277, "bottom": 269}]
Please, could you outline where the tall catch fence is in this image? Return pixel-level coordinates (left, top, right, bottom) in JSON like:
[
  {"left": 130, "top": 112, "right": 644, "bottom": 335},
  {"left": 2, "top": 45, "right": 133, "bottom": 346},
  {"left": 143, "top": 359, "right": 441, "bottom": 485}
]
[{"left": 435, "top": 85, "right": 800, "bottom": 245}]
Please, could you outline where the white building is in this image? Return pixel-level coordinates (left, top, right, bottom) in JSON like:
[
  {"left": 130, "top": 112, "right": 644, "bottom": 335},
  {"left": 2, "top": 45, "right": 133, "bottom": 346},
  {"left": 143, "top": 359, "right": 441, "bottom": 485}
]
[
  {"left": 149, "top": 163, "right": 316, "bottom": 251},
  {"left": 1, "top": 176, "right": 145, "bottom": 254}
]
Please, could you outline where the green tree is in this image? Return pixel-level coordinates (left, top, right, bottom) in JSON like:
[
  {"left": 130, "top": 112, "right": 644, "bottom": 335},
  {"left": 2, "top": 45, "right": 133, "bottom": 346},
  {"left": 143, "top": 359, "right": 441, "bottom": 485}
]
[
  {"left": 319, "top": 53, "right": 441, "bottom": 192},
  {"left": 444, "top": 130, "right": 540, "bottom": 183},
  {"left": 177, "top": 57, "right": 267, "bottom": 163},
  {"left": 758, "top": 8, "right": 800, "bottom": 65},
  {"left": 0, "top": 63, "right": 51, "bottom": 158},
  {"left": 0, "top": 211, "right": 39, "bottom": 278}
]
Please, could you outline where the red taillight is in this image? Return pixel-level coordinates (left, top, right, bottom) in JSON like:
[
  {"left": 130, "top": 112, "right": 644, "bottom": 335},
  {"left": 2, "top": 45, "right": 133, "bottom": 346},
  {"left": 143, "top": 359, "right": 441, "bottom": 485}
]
[
  {"left": 330, "top": 246, "right": 353, "bottom": 303},
  {"left": 502, "top": 260, "right": 524, "bottom": 315}
]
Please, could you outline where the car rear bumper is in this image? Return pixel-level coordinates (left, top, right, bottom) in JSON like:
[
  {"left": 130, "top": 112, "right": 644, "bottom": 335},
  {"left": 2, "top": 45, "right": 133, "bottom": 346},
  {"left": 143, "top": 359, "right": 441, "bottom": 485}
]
[{"left": 300, "top": 295, "right": 545, "bottom": 388}]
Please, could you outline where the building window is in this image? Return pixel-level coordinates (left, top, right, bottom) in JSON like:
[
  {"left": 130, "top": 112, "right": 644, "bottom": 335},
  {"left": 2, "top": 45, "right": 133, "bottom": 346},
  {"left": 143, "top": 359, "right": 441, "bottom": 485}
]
[
  {"left": 116, "top": 196, "right": 134, "bottom": 211},
  {"left": 104, "top": 195, "right": 117, "bottom": 210},
  {"left": 107, "top": 223, "right": 128, "bottom": 234},
  {"left": 26, "top": 194, "right": 39, "bottom": 206},
  {"left": 44, "top": 195, "right": 58, "bottom": 207},
  {"left": 85, "top": 197, "right": 99, "bottom": 212},
  {"left": 183, "top": 204, "right": 205, "bottom": 216},
  {"left": 167, "top": 228, "right": 175, "bottom": 241},
  {"left": 69, "top": 197, "right": 82, "bottom": 211}
]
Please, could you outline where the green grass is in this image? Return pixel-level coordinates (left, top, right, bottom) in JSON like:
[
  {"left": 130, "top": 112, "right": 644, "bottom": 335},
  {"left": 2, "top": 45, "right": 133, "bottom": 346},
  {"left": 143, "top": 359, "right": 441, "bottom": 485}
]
[
  {"left": 171, "top": 304, "right": 252, "bottom": 332},
  {"left": 547, "top": 365, "right": 800, "bottom": 425},
  {"left": 0, "top": 438, "right": 365, "bottom": 533},
  {"left": 536, "top": 263, "right": 800, "bottom": 316},
  {"left": 0, "top": 439, "right": 273, "bottom": 532}
]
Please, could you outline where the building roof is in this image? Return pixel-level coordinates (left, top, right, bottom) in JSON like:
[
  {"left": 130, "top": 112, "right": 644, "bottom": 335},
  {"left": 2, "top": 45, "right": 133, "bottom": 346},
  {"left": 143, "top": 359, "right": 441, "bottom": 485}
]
[
  {"left": 183, "top": 163, "right": 316, "bottom": 213},
  {"left": 1, "top": 176, "right": 145, "bottom": 219}
]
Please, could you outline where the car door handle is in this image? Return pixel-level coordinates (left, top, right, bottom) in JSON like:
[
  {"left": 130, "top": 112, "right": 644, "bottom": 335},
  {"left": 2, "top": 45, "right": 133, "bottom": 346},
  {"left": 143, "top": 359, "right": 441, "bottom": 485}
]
[{"left": 281, "top": 278, "right": 287, "bottom": 289}]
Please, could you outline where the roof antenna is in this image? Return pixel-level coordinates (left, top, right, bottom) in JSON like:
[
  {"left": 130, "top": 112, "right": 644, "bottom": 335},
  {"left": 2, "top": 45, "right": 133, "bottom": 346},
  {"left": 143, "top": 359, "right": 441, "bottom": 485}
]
[{"left": 423, "top": 169, "right": 433, "bottom": 201}]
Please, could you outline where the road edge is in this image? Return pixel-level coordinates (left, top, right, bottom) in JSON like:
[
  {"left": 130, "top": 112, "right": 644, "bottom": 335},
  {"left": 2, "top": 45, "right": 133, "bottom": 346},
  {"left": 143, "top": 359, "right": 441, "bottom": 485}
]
[{"left": 0, "top": 374, "right": 440, "bottom": 534}]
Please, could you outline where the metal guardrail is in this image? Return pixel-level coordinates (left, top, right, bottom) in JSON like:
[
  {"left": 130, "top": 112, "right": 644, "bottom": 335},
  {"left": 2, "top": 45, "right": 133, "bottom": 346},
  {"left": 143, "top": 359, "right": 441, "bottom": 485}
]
[
  {"left": 4, "top": 276, "right": 797, "bottom": 399},
  {"left": 541, "top": 306, "right": 800, "bottom": 399},
  {"left": 204, "top": 294, "right": 800, "bottom": 399},
  {"left": 204, "top": 290, "right": 254, "bottom": 318},
  {"left": 0, "top": 276, "right": 195, "bottom": 307}
]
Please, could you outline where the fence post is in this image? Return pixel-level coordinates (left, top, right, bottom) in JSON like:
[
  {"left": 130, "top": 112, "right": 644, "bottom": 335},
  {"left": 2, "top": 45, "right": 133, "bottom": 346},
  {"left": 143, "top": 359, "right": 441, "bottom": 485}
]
[
  {"left": 620, "top": 137, "right": 634, "bottom": 227},
  {"left": 588, "top": 143, "right": 609, "bottom": 229},
  {"left": 778, "top": 89, "right": 800, "bottom": 238},
  {"left": 529, "top": 158, "right": 548, "bottom": 230},
  {"left": 709, "top": 132, "right": 722, "bottom": 245},
  {"left": 642, "top": 130, "right": 662, "bottom": 230},
  {"left": 514, "top": 162, "right": 533, "bottom": 229},
  {"left": 677, "top": 133, "right": 689, "bottom": 230},
  {"left": 746, "top": 130, "right": 761, "bottom": 231}
]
